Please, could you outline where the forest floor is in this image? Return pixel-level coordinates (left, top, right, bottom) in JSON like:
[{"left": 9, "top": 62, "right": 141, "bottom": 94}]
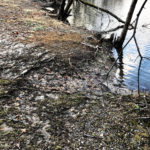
[{"left": 0, "top": 0, "right": 150, "bottom": 149}]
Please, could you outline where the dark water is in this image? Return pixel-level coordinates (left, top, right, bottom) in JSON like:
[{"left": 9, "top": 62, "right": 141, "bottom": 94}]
[{"left": 69, "top": 0, "right": 150, "bottom": 92}]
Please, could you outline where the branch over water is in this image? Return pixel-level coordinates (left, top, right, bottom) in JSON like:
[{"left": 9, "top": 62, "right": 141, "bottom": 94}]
[{"left": 78, "top": 0, "right": 126, "bottom": 24}]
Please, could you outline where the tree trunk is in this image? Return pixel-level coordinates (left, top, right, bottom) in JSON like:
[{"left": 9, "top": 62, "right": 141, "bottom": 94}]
[
  {"left": 58, "top": 0, "right": 66, "bottom": 20},
  {"left": 58, "top": 0, "right": 73, "bottom": 21},
  {"left": 64, "top": 0, "right": 73, "bottom": 17},
  {"left": 116, "top": 0, "right": 138, "bottom": 48}
]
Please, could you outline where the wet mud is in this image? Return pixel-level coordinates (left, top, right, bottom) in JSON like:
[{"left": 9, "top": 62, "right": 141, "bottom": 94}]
[{"left": 0, "top": 0, "right": 150, "bottom": 149}]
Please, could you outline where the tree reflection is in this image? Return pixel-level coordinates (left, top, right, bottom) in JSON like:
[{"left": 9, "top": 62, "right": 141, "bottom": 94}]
[
  {"left": 137, "top": 58, "right": 142, "bottom": 95},
  {"left": 117, "top": 48, "right": 124, "bottom": 86}
]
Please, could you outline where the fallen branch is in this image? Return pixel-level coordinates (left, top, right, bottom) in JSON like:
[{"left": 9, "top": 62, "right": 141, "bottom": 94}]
[
  {"left": 15, "top": 54, "right": 55, "bottom": 79},
  {"left": 137, "top": 117, "right": 150, "bottom": 121},
  {"left": 48, "top": 13, "right": 58, "bottom": 17},
  {"left": 81, "top": 42, "right": 99, "bottom": 49}
]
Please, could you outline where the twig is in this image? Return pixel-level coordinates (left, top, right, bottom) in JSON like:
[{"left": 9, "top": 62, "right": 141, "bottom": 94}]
[
  {"left": 81, "top": 42, "right": 99, "bottom": 49},
  {"left": 143, "top": 57, "right": 150, "bottom": 61},
  {"left": 134, "top": 36, "right": 142, "bottom": 58},
  {"left": 68, "top": 58, "right": 72, "bottom": 67},
  {"left": 106, "top": 57, "right": 119, "bottom": 77},
  {"left": 137, "top": 117, "right": 150, "bottom": 120},
  {"left": 78, "top": 0, "right": 127, "bottom": 24},
  {"left": 99, "top": 25, "right": 124, "bottom": 34}
]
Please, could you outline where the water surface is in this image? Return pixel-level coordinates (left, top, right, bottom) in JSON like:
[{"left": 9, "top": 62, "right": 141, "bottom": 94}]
[{"left": 69, "top": 0, "right": 150, "bottom": 92}]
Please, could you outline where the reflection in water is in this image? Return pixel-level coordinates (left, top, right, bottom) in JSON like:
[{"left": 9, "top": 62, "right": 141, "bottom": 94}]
[
  {"left": 116, "top": 48, "right": 124, "bottom": 87},
  {"left": 69, "top": 0, "right": 150, "bottom": 92},
  {"left": 137, "top": 58, "right": 143, "bottom": 94},
  {"left": 69, "top": 0, "right": 125, "bottom": 31}
]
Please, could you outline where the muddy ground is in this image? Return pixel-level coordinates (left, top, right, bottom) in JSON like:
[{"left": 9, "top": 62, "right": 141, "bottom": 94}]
[{"left": 0, "top": 0, "right": 150, "bottom": 149}]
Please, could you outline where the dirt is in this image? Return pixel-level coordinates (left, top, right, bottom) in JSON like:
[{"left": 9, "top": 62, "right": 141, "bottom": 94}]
[{"left": 0, "top": 0, "right": 150, "bottom": 149}]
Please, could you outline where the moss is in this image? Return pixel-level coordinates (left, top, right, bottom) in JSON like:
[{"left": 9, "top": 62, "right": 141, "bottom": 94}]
[
  {"left": 0, "top": 79, "right": 13, "bottom": 97},
  {"left": 25, "top": 145, "right": 37, "bottom": 150},
  {"left": 0, "top": 79, "right": 13, "bottom": 86},
  {"left": 39, "top": 93, "right": 87, "bottom": 109},
  {"left": 55, "top": 145, "right": 63, "bottom": 150},
  {"left": 0, "top": 144, "right": 9, "bottom": 150},
  {"left": 0, "top": 90, "right": 5, "bottom": 96},
  {"left": 0, "top": 108, "right": 7, "bottom": 117},
  {"left": 0, "top": 119, "right": 4, "bottom": 125}
]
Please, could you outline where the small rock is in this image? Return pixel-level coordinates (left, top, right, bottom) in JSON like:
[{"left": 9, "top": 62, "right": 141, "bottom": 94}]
[
  {"left": 45, "top": 7, "right": 54, "bottom": 12},
  {"left": 46, "top": 93, "right": 59, "bottom": 100},
  {"left": 0, "top": 123, "right": 13, "bottom": 132},
  {"left": 35, "top": 95, "right": 45, "bottom": 101},
  {"left": 26, "top": 43, "right": 35, "bottom": 49},
  {"left": 13, "top": 43, "right": 25, "bottom": 49}
]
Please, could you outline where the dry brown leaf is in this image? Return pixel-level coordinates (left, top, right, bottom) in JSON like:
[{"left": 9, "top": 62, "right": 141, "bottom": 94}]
[{"left": 21, "top": 128, "right": 27, "bottom": 133}]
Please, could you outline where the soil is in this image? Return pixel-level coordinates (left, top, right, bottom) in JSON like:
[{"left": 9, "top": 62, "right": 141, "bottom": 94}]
[{"left": 0, "top": 0, "right": 150, "bottom": 149}]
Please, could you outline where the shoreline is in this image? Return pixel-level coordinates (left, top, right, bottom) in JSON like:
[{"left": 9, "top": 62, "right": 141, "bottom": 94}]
[{"left": 0, "top": 0, "right": 149, "bottom": 149}]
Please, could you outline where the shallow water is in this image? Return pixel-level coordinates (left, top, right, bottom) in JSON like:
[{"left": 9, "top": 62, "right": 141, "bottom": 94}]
[{"left": 69, "top": 0, "right": 150, "bottom": 92}]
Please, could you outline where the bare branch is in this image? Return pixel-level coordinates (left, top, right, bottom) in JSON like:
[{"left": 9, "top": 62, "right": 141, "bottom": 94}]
[
  {"left": 106, "top": 57, "right": 119, "bottom": 77},
  {"left": 124, "top": 0, "right": 148, "bottom": 49},
  {"left": 78, "top": 0, "right": 126, "bottom": 24},
  {"left": 99, "top": 25, "right": 124, "bottom": 34},
  {"left": 142, "top": 23, "right": 150, "bottom": 28},
  {"left": 134, "top": 36, "right": 142, "bottom": 58}
]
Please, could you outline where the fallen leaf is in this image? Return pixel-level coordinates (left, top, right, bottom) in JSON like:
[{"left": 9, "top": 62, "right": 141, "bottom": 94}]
[
  {"left": 21, "top": 128, "right": 27, "bottom": 133},
  {"left": 16, "top": 97, "right": 20, "bottom": 101}
]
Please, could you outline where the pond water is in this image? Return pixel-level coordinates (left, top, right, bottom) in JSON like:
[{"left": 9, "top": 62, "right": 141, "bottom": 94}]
[{"left": 69, "top": 0, "right": 150, "bottom": 92}]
